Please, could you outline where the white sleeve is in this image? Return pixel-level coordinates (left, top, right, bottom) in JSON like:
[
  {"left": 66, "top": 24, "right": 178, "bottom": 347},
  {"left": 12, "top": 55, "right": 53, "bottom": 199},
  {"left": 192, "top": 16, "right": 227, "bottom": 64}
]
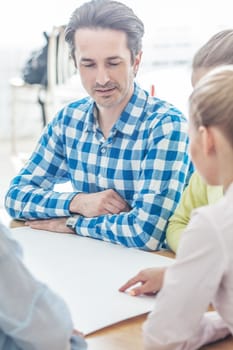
[
  {"left": 0, "top": 224, "right": 74, "bottom": 350},
  {"left": 143, "top": 210, "right": 230, "bottom": 350}
]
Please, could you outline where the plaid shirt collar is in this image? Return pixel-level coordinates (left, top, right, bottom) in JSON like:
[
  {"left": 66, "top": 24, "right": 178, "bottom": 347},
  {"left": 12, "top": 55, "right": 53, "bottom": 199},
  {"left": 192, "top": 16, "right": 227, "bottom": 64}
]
[{"left": 84, "top": 82, "right": 148, "bottom": 136}]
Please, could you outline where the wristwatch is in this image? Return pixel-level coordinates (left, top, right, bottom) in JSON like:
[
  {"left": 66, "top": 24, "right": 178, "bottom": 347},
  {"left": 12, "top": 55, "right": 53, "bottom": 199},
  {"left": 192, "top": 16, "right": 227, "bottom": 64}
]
[{"left": 66, "top": 216, "right": 78, "bottom": 231}]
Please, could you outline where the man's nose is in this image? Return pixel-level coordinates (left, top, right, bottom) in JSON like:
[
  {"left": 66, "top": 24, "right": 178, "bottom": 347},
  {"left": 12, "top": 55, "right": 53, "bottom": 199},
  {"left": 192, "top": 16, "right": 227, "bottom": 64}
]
[{"left": 95, "top": 66, "right": 110, "bottom": 86}]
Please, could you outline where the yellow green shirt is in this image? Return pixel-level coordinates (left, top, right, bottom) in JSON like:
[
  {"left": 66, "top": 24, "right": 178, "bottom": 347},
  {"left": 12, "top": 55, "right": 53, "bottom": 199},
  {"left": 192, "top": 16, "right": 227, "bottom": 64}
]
[{"left": 166, "top": 171, "right": 223, "bottom": 253}]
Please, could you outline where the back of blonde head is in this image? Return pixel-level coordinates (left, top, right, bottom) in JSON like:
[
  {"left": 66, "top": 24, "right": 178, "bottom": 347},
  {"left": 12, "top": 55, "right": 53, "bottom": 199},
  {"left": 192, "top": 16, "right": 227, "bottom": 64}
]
[
  {"left": 192, "top": 29, "right": 233, "bottom": 69},
  {"left": 189, "top": 65, "right": 233, "bottom": 147}
]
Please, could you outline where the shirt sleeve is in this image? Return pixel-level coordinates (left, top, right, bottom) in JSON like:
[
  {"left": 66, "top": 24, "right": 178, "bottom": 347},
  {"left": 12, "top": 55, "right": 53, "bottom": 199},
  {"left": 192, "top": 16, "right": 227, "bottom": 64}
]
[
  {"left": 0, "top": 223, "right": 85, "bottom": 350},
  {"left": 166, "top": 171, "right": 208, "bottom": 253},
  {"left": 5, "top": 118, "right": 77, "bottom": 219},
  {"left": 143, "top": 210, "right": 230, "bottom": 349}
]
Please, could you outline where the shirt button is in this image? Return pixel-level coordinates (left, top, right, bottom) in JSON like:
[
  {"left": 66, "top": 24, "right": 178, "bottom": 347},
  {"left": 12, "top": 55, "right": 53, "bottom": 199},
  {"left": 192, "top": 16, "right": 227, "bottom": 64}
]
[{"left": 101, "top": 147, "right": 106, "bottom": 154}]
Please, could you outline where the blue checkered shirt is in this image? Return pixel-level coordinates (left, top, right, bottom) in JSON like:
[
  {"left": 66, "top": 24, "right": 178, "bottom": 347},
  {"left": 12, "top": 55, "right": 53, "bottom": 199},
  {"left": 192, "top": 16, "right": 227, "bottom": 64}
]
[{"left": 5, "top": 83, "right": 193, "bottom": 250}]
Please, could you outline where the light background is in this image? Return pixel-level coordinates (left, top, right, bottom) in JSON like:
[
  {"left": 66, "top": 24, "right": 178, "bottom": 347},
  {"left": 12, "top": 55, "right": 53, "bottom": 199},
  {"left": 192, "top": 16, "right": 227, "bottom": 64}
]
[{"left": 0, "top": 0, "right": 232, "bottom": 138}]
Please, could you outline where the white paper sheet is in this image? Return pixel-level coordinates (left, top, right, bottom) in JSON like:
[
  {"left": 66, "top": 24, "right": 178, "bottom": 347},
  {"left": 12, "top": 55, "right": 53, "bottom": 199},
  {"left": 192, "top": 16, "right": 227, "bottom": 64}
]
[{"left": 11, "top": 227, "right": 173, "bottom": 335}]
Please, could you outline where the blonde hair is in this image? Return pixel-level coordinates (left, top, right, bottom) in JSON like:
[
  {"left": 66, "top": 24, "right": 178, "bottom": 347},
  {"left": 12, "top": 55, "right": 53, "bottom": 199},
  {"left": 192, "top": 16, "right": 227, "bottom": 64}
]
[
  {"left": 189, "top": 65, "right": 233, "bottom": 147},
  {"left": 192, "top": 29, "right": 233, "bottom": 69}
]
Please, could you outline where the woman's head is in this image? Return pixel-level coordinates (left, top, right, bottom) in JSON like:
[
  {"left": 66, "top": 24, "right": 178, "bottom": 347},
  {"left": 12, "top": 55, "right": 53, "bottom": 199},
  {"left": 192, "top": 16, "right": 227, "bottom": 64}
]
[
  {"left": 188, "top": 66, "right": 233, "bottom": 187},
  {"left": 191, "top": 29, "right": 233, "bottom": 87}
]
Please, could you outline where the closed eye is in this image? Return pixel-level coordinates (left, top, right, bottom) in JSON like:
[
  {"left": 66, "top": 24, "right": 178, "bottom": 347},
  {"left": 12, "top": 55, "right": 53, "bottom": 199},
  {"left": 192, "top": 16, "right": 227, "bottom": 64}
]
[
  {"left": 82, "top": 63, "right": 95, "bottom": 68},
  {"left": 109, "top": 62, "right": 120, "bottom": 66}
]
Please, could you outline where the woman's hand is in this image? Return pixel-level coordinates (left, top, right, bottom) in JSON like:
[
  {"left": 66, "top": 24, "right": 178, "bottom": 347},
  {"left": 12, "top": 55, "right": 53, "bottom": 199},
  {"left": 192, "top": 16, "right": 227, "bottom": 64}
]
[{"left": 119, "top": 267, "right": 167, "bottom": 296}]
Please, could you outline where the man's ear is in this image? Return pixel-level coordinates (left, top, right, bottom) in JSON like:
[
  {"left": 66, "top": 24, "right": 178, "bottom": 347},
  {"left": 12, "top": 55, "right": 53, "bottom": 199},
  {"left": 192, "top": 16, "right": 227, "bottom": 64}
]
[
  {"left": 133, "top": 51, "right": 142, "bottom": 77},
  {"left": 199, "top": 125, "right": 216, "bottom": 156}
]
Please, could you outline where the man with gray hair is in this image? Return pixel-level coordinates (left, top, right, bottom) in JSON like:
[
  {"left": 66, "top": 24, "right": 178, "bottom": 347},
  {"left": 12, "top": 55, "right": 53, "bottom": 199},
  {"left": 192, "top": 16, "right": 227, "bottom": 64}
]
[{"left": 5, "top": 0, "right": 193, "bottom": 251}]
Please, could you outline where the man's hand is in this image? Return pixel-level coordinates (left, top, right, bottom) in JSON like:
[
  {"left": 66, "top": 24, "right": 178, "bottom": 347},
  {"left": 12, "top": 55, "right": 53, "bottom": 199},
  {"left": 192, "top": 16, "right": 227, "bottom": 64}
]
[
  {"left": 25, "top": 218, "right": 74, "bottom": 234},
  {"left": 69, "top": 189, "right": 131, "bottom": 217},
  {"left": 119, "top": 267, "right": 166, "bottom": 296}
]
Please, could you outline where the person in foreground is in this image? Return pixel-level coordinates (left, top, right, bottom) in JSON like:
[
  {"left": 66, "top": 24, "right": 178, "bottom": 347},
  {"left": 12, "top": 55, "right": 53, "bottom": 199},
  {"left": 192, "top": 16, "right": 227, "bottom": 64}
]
[
  {"left": 166, "top": 29, "right": 233, "bottom": 253},
  {"left": 0, "top": 220, "right": 86, "bottom": 350},
  {"left": 120, "top": 66, "right": 233, "bottom": 349},
  {"left": 4, "top": 0, "right": 192, "bottom": 251}
]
